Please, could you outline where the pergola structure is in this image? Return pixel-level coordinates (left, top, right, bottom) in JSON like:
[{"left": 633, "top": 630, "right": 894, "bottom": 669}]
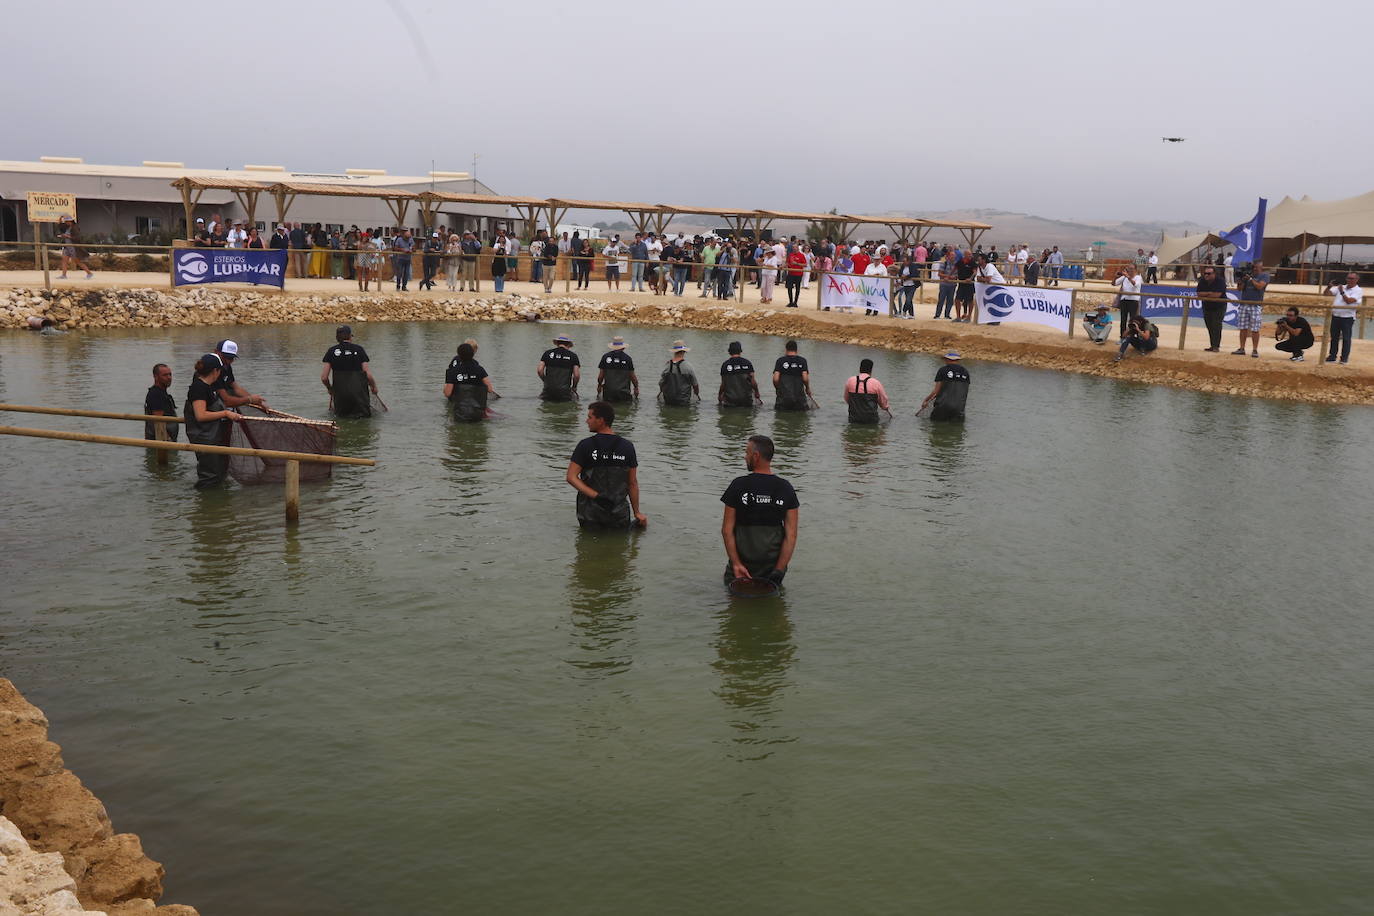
[
  {"left": 271, "top": 181, "right": 418, "bottom": 229},
  {"left": 843, "top": 214, "right": 990, "bottom": 249},
  {"left": 657, "top": 205, "right": 768, "bottom": 241},
  {"left": 547, "top": 199, "right": 672, "bottom": 238},
  {"left": 172, "top": 176, "right": 273, "bottom": 237},
  {"left": 418, "top": 191, "right": 548, "bottom": 238}
]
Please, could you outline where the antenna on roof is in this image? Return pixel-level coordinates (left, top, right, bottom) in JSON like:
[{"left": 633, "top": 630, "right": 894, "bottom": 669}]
[{"left": 472, "top": 153, "right": 479, "bottom": 182}]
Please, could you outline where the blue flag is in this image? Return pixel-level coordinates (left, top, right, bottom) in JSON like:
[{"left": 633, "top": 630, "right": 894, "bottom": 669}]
[{"left": 1219, "top": 198, "right": 1266, "bottom": 267}]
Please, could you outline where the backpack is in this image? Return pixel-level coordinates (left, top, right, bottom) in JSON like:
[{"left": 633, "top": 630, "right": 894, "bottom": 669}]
[{"left": 659, "top": 361, "right": 694, "bottom": 405}]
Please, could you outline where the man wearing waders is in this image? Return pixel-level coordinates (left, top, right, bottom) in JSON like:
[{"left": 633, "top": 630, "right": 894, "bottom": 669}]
[
  {"left": 718, "top": 340, "right": 762, "bottom": 407},
  {"left": 721, "top": 435, "right": 799, "bottom": 587},
  {"left": 772, "top": 340, "right": 813, "bottom": 411},
  {"left": 920, "top": 351, "right": 970, "bottom": 421},
  {"left": 843, "top": 358, "right": 890, "bottom": 424},
  {"left": 212, "top": 340, "right": 269, "bottom": 411},
  {"left": 444, "top": 342, "right": 498, "bottom": 421},
  {"left": 658, "top": 340, "right": 699, "bottom": 406},
  {"left": 566, "top": 400, "right": 648, "bottom": 529},
  {"left": 596, "top": 335, "right": 640, "bottom": 403},
  {"left": 321, "top": 326, "right": 378, "bottom": 418},
  {"left": 537, "top": 334, "right": 581, "bottom": 401}
]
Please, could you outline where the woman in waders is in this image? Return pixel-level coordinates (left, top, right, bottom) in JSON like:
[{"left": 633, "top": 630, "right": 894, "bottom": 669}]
[
  {"left": 444, "top": 342, "right": 498, "bottom": 422},
  {"left": 321, "top": 325, "right": 379, "bottom": 418},
  {"left": 843, "top": 358, "right": 890, "bottom": 424},
  {"left": 184, "top": 353, "right": 246, "bottom": 490}
]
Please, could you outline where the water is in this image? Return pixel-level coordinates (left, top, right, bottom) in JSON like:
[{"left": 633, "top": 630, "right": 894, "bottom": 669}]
[{"left": 2, "top": 320, "right": 1373, "bottom": 915}]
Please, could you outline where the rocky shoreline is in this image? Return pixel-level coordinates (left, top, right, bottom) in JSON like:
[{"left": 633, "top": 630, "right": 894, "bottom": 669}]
[
  {"left": 2, "top": 286, "right": 1372, "bottom": 406},
  {"left": 0, "top": 680, "right": 198, "bottom": 915}
]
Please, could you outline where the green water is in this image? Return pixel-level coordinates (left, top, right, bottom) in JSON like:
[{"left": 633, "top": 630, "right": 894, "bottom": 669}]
[{"left": 2, "top": 320, "right": 1373, "bottom": 915}]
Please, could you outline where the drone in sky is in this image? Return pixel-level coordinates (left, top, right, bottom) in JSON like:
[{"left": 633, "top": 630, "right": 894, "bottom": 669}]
[{"left": 1161, "top": 137, "right": 1187, "bottom": 143}]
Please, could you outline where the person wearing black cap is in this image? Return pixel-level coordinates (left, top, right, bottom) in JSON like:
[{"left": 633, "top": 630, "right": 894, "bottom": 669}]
[
  {"left": 721, "top": 435, "right": 799, "bottom": 587},
  {"left": 718, "top": 341, "right": 762, "bottom": 407},
  {"left": 143, "top": 363, "right": 179, "bottom": 442},
  {"left": 537, "top": 334, "right": 581, "bottom": 401},
  {"left": 566, "top": 400, "right": 647, "bottom": 529},
  {"left": 444, "top": 342, "right": 497, "bottom": 421},
  {"left": 420, "top": 232, "right": 443, "bottom": 290},
  {"left": 596, "top": 335, "right": 639, "bottom": 403},
  {"left": 772, "top": 340, "right": 813, "bottom": 411},
  {"left": 920, "top": 351, "right": 970, "bottom": 421},
  {"left": 184, "top": 352, "right": 247, "bottom": 489},
  {"left": 212, "top": 340, "right": 268, "bottom": 410},
  {"left": 321, "top": 326, "right": 378, "bottom": 418}
]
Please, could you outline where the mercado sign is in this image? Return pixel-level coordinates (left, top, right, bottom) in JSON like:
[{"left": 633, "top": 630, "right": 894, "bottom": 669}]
[{"left": 26, "top": 192, "right": 76, "bottom": 222}]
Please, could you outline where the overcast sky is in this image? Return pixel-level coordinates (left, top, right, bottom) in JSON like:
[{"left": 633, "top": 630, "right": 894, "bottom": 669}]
[{"left": 9, "top": 0, "right": 1368, "bottom": 227}]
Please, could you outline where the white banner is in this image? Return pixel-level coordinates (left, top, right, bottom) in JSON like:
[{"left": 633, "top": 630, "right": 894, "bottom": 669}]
[
  {"left": 975, "top": 283, "right": 1072, "bottom": 331},
  {"left": 820, "top": 272, "right": 892, "bottom": 315}
]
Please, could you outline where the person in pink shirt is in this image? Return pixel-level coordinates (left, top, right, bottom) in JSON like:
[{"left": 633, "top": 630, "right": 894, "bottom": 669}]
[{"left": 843, "top": 358, "right": 890, "bottom": 424}]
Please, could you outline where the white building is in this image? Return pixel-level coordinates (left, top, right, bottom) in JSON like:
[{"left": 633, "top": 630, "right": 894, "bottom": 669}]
[{"left": 0, "top": 157, "right": 524, "bottom": 242}]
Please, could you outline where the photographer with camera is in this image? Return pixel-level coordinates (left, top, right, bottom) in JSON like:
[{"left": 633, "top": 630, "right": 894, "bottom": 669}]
[
  {"left": 1113, "top": 264, "right": 1144, "bottom": 339},
  {"left": 1232, "top": 261, "right": 1270, "bottom": 358},
  {"left": 1274, "top": 307, "right": 1314, "bottom": 362},
  {"left": 1113, "top": 315, "right": 1158, "bottom": 362}
]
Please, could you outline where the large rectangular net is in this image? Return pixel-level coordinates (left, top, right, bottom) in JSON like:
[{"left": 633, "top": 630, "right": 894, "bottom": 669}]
[{"left": 227, "top": 409, "right": 338, "bottom": 485}]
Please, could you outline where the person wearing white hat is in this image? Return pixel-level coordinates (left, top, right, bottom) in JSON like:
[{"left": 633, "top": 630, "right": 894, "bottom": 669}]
[
  {"left": 658, "top": 341, "right": 699, "bottom": 406},
  {"left": 596, "top": 335, "right": 639, "bottom": 403},
  {"left": 919, "top": 351, "right": 970, "bottom": 421},
  {"left": 211, "top": 339, "right": 268, "bottom": 410}
]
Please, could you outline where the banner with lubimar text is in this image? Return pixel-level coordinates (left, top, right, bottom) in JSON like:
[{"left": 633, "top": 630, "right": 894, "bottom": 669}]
[
  {"left": 173, "top": 248, "right": 287, "bottom": 288},
  {"left": 820, "top": 272, "right": 892, "bottom": 315},
  {"left": 1140, "top": 285, "right": 1238, "bottom": 326},
  {"left": 975, "top": 283, "right": 1072, "bottom": 331}
]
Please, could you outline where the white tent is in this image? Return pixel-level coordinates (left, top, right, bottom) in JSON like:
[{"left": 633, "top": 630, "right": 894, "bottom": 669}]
[{"left": 1158, "top": 190, "right": 1374, "bottom": 265}]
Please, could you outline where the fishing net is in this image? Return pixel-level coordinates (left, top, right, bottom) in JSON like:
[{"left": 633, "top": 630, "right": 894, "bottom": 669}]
[
  {"left": 227, "top": 408, "right": 338, "bottom": 485},
  {"left": 727, "top": 576, "right": 780, "bottom": 599}
]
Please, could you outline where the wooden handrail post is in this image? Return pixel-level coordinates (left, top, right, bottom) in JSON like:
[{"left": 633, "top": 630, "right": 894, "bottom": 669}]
[
  {"left": 1068, "top": 289, "right": 1077, "bottom": 338},
  {"left": 284, "top": 459, "right": 300, "bottom": 522},
  {"left": 1178, "top": 296, "right": 1191, "bottom": 349},
  {"left": 153, "top": 418, "right": 170, "bottom": 465}
]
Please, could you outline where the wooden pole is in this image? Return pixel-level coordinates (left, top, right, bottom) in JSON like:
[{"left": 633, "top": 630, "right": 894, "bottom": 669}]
[
  {"left": 0, "top": 403, "right": 194, "bottom": 422},
  {"left": 154, "top": 417, "right": 170, "bottom": 465},
  {"left": 1068, "top": 288, "right": 1077, "bottom": 338},
  {"left": 1178, "top": 292, "right": 1191, "bottom": 349},
  {"left": 36, "top": 226, "right": 50, "bottom": 291},
  {"left": 284, "top": 459, "right": 300, "bottom": 522},
  {"left": 0, "top": 425, "right": 375, "bottom": 465},
  {"left": 1317, "top": 305, "right": 1331, "bottom": 361}
]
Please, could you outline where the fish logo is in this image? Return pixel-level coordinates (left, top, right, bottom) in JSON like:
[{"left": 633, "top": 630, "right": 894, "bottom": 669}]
[
  {"left": 177, "top": 253, "right": 208, "bottom": 283},
  {"left": 983, "top": 285, "right": 1016, "bottom": 319}
]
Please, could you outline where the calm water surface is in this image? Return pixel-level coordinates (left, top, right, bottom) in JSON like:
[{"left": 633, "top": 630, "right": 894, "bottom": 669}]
[{"left": 2, "top": 320, "right": 1373, "bottom": 915}]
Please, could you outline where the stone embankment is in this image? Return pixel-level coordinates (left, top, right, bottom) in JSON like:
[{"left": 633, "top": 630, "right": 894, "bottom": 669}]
[
  {"left": 0, "top": 680, "right": 197, "bottom": 916},
  {"left": 2, "top": 286, "right": 1372, "bottom": 406}
]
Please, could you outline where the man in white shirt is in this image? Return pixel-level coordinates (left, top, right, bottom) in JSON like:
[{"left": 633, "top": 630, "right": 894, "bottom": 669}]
[
  {"left": 1324, "top": 272, "right": 1363, "bottom": 364},
  {"left": 226, "top": 221, "right": 247, "bottom": 249},
  {"left": 602, "top": 235, "right": 625, "bottom": 290},
  {"left": 1113, "top": 264, "right": 1144, "bottom": 338},
  {"left": 977, "top": 254, "right": 1005, "bottom": 285},
  {"left": 1224, "top": 253, "right": 1234, "bottom": 285},
  {"left": 862, "top": 258, "right": 890, "bottom": 316},
  {"left": 645, "top": 233, "right": 663, "bottom": 263},
  {"left": 1146, "top": 250, "right": 1159, "bottom": 283},
  {"left": 1046, "top": 246, "right": 1064, "bottom": 286}
]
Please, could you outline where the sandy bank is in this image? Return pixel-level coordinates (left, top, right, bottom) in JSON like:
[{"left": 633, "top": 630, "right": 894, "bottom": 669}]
[
  {"left": 2, "top": 285, "right": 1371, "bottom": 406},
  {"left": 0, "top": 680, "right": 198, "bottom": 916}
]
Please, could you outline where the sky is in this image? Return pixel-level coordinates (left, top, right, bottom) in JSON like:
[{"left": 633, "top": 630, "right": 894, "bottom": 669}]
[{"left": 9, "top": 0, "right": 1370, "bottom": 228}]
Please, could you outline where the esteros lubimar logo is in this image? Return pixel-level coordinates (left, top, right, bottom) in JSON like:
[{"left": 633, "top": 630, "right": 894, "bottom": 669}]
[
  {"left": 982, "top": 285, "right": 1016, "bottom": 319},
  {"left": 177, "top": 252, "right": 209, "bottom": 283}
]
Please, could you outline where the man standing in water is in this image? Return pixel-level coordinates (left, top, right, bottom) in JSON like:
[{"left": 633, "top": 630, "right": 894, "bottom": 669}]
[
  {"left": 721, "top": 435, "right": 799, "bottom": 587},
  {"left": 321, "top": 325, "right": 379, "bottom": 418},
  {"left": 596, "top": 335, "right": 639, "bottom": 403},
  {"left": 143, "top": 363, "right": 179, "bottom": 442},
  {"left": 212, "top": 340, "right": 269, "bottom": 410},
  {"left": 658, "top": 340, "right": 699, "bottom": 406},
  {"left": 920, "top": 351, "right": 970, "bottom": 421},
  {"left": 843, "top": 358, "right": 890, "bottom": 424},
  {"left": 537, "top": 334, "right": 581, "bottom": 401},
  {"left": 718, "top": 341, "right": 763, "bottom": 407},
  {"left": 566, "top": 401, "right": 648, "bottom": 529},
  {"left": 772, "top": 340, "right": 813, "bottom": 410}
]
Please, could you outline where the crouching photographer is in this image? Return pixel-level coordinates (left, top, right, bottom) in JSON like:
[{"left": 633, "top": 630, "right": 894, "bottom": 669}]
[
  {"left": 1274, "top": 307, "right": 1314, "bottom": 362},
  {"left": 1113, "top": 315, "right": 1158, "bottom": 362}
]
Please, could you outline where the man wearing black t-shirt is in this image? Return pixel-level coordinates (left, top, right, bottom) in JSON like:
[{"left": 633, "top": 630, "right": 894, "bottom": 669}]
[
  {"left": 321, "top": 325, "right": 378, "bottom": 418},
  {"left": 719, "top": 340, "right": 762, "bottom": 406},
  {"left": 596, "top": 335, "right": 639, "bottom": 402},
  {"left": 772, "top": 340, "right": 813, "bottom": 410},
  {"left": 212, "top": 339, "right": 268, "bottom": 410},
  {"left": 537, "top": 334, "right": 581, "bottom": 401},
  {"left": 721, "top": 435, "right": 799, "bottom": 586},
  {"left": 143, "top": 362, "right": 179, "bottom": 441},
  {"left": 566, "top": 401, "right": 647, "bottom": 529},
  {"left": 920, "top": 351, "right": 970, "bottom": 421},
  {"left": 1194, "top": 265, "right": 1229, "bottom": 352}
]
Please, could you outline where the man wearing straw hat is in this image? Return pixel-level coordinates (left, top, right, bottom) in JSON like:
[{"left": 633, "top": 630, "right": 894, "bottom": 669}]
[
  {"left": 658, "top": 340, "right": 699, "bottom": 406},
  {"left": 919, "top": 351, "right": 970, "bottom": 421},
  {"left": 596, "top": 335, "right": 640, "bottom": 403},
  {"left": 537, "top": 333, "right": 581, "bottom": 401}
]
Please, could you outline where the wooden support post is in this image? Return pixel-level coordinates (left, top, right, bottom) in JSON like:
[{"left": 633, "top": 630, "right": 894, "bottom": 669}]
[
  {"left": 1068, "top": 289, "right": 1077, "bottom": 338},
  {"left": 1317, "top": 307, "right": 1330, "bottom": 361},
  {"left": 1178, "top": 294, "right": 1191, "bottom": 349},
  {"left": 565, "top": 252, "right": 571, "bottom": 293},
  {"left": 35, "top": 226, "right": 50, "bottom": 290},
  {"left": 154, "top": 418, "right": 170, "bottom": 465},
  {"left": 284, "top": 459, "right": 300, "bottom": 522},
  {"left": 816, "top": 271, "right": 823, "bottom": 310}
]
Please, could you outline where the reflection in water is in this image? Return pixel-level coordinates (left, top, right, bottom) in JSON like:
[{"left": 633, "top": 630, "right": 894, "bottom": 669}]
[
  {"left": 565, "top": 530, "right": 642, "bottom": 679},
  {"left": 656, "top": 402, "right": 700, "bottom": 466},
  {"left": 535, "top": 398, "right": 583, "bottom": 458},
  {"left": 713, "top": 406, "right": 761, "bottom": 464},
  {"left": 185, "top": 494, "right": 254, "bottom": 623},
  {"left": 921, "top": 419, "right": 967, "bottom": 487},
  {"left": 441, "top": 417, "right": 492, "bottom": 516},
  {"left": 712, "top": 603, "right": 797, "bottom": 761},
  {"left": 333, "top": 413, "right": 381, "bottom": 459},
  {"left": 840, "top": 423, "right": 887, "bottom": 476},
  {"left": 767, "top": 409, "right": 812, "bottom": 474}
]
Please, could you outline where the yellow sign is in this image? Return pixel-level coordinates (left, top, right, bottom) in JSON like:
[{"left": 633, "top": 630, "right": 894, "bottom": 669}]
[{"left": 26, "top": 192, "right": 77, "bottom": 223}]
